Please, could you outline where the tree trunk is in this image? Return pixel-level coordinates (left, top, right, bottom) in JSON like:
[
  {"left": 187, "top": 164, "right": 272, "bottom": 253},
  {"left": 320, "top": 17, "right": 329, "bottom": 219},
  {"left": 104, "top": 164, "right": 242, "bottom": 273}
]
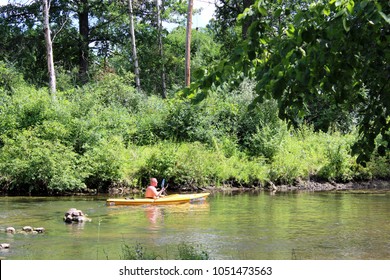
[
  {"left": 128, "top": 0, "right": 141, "bottom": 92},
  {"left": 156, "top": 0, "right": 167, "bottom": 99},
  {"left": 43, "top": 0, "right": 56, "bottom": 99},
  {"left": 185, "top": 0, "right": 193, "bottom": 87},
  {"left": 242, "top": 0, "right": 254, "bottom": 39},
  {"left": 78, "top": 0, "right": 89, "bottom": 84}
]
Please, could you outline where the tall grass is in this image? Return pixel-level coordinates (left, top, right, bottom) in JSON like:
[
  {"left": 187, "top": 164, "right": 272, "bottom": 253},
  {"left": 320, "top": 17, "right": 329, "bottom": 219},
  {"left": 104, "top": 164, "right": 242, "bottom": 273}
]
[{"left": 120, "top": 242, "right": 210, "bottom": 260}]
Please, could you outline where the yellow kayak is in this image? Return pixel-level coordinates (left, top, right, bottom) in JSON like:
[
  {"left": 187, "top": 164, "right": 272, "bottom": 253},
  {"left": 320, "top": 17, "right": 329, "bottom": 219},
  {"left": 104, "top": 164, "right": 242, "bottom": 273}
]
[{"left": 106, "top": 193, "right": 210, "bottom": 206}]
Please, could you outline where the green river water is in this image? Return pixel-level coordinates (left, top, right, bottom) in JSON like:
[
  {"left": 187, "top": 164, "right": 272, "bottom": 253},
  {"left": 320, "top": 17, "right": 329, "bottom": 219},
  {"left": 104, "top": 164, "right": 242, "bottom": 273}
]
[{"left": 0, "top": 191, "right": 389, "bottom": 260}]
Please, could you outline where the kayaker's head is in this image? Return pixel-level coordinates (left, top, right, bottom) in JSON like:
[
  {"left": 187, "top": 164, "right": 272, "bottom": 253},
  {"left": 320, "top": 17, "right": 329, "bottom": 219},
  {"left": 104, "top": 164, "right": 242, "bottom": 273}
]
[{"left": 150, "top": 178, "right": 158, "bottom": 187}]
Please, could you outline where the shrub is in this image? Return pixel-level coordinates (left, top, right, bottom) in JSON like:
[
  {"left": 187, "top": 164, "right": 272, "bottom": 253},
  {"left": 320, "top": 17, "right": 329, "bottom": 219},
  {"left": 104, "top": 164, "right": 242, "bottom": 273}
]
[
  {"left": 270, "top": 127, "right": 328, "bottom": 184},
  {"left": 8, "top": 87, "right": 52, "bottom": 130},
  {"left": 0, "top": 130, "right": 85, "bottom": 194},
  {"left": 130, "top": 96, "right": 168, "bottom": 145},
  {"left": 163, "top": 100, "right": 211, "bottom": 143},
  {"left": 93, "top": 72, "right": 144, "bottom": 112},
  {"left": 81, "top": 136, "right": 128, "bottom": 192},
  {"left": 317, "top": 133, "right": 355, "bottom": 182},
  {"left": 0, "top": 61, "right": 25, "bottom": 93},
  {"left": 238, "top": 100, "right": 287, "bottom": 159}
]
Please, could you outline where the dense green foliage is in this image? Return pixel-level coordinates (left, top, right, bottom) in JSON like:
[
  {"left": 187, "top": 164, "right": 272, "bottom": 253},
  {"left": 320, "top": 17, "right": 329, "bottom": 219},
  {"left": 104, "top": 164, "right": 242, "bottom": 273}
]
[
  {"left": 0, "top": 64, "right": 388, "bottom": 195},
  {"left": 189, "top": 0, "right": 389, "bottom": 164}
]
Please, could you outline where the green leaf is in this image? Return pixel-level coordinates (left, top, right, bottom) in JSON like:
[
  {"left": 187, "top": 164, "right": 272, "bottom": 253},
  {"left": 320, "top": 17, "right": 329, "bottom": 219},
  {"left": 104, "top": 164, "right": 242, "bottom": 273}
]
[
  {"left": 323, "top": 7, "right": 331, "bottom": 16},
  {"left": 379, "top": 12, "right": 390, "bottom": 24},
  {"left": 274, "top": 8, "right": 282, "bottom": 18},
  {"left": 258, "top": 6, "right": 267, "bottom": 16},
  {"left": 342, "top": 17, "right": 350, "bottom": 32},
  {"left": 286, "top": 24, "right": 295, "bottom": 38},
  {"left": 324, "top": 65, "right": 331, "bottom": 74},
  {"left": 346, "top": 1, "right": 355, "bottom": 14}
]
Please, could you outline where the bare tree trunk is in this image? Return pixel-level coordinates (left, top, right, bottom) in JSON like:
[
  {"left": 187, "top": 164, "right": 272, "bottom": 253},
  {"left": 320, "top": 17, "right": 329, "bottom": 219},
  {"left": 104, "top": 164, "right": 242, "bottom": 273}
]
[
  {"left": 43, "top": 0, "right": 56, "bottom": 99},
  {"left": 128, "top": 0, "right": 141, "bottom": 92},
  {"left": 156, "top": 0, "right": 167, "bottom": 99},
  {"left": 78, "top": 0, "right": 89, "bottom": 84},
  {"left": 185, "top": 0, "right": 193, "bottom": 87}
]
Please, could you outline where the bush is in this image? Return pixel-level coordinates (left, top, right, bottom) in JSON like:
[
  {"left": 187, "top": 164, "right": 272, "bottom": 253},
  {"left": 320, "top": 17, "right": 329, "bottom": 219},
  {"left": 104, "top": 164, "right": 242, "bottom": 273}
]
[
  {"left": 81, "top": 136, "right": 128, "bottom": 192},
  {"left": 0, "top": 61, "right": 25, "bottom": 93},
  {"left": 93, "top": 72, "right": 144, "bottom": 111},
  {"left": 317, "top": 133, "right": 355, "bottom": 182},
  {"left": 238, "top": 100, "right": 287, "bottom": 159},
  {"left": 0, "top": 130, "right": 85, "bottom": 194},
  {"left": 163, "top": 100, "right": 212, "bottom": 143},
  {"left": 7, "top": 87, "right": 52, "bottom": 130},
  {"left": 129, "top": 96, "right": 168, "bottom": 145},
  {"left": 270, "top": 127, "right": 331, "bottom": 184}
]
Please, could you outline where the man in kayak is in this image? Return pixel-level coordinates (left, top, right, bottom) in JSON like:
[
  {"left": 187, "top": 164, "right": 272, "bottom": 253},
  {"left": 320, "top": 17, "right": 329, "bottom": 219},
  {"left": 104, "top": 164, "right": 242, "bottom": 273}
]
[{"left": 145, "top": 178, "right": 165, "bottom": 199}]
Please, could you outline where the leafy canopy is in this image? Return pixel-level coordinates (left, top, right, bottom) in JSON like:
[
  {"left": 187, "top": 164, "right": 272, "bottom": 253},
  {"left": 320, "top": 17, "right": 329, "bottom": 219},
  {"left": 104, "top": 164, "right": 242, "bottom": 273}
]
[{"left": 185, "top": 0, "right": 390, "bottom": 164}]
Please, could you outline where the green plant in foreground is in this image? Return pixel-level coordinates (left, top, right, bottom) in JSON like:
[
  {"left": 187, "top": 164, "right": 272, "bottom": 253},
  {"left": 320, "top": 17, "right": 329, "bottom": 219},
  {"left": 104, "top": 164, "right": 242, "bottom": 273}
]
[
  {"left": 177, "top": 242, "right": 210, "bottom": 260},
  {"left": 120, "top": 242, "right": 159, "bottom": 260},
  {"left": 120, "top": 242, "right": 210, "bottom": 260}
]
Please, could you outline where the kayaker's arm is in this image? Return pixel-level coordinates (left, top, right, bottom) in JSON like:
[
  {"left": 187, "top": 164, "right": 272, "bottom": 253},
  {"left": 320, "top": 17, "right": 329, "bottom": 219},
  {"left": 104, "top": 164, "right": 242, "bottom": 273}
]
[{"left": 156, "top": 181, "right": 168, "bottom": 198}]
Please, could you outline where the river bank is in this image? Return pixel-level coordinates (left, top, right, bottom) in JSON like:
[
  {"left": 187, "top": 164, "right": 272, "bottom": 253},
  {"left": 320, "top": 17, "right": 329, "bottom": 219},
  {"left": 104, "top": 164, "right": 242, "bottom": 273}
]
[
  {"left": 2, "top": 179, "right": 389, "bottom": 197},
  {"left": 268, "top": 179, "right": 390, "bottom": 192},
  {"left": 106, "top": 179, "right": 390, "bottom": 197}
]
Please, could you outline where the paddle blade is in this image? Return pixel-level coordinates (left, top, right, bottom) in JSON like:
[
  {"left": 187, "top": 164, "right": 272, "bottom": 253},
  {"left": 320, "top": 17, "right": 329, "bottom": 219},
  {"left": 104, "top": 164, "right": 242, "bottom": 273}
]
[{"left": 161, "top": 178, "right": 165, "bottom": 188}]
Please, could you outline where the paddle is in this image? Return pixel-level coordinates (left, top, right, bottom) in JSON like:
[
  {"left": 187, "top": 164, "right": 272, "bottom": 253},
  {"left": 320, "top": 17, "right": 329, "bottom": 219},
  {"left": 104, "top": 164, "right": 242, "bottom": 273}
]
[
  {"left": 161, "top": 178, "right": 165, "bottom": 189},
  {"left": 160, "top": 178, "right": 168, "bottom": 196}
]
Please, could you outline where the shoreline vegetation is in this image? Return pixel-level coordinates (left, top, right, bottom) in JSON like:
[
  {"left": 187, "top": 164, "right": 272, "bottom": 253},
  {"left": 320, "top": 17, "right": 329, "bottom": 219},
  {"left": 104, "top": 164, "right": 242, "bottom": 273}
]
[{"left": 1, "top": 67, "right": 389, "bottom": 196}]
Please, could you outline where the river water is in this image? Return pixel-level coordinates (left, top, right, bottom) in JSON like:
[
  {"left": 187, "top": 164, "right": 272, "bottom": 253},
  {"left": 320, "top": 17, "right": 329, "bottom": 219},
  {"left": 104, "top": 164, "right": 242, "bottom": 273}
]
[{"left": 0, "top": 191, "right": 389, "bottom": 260}]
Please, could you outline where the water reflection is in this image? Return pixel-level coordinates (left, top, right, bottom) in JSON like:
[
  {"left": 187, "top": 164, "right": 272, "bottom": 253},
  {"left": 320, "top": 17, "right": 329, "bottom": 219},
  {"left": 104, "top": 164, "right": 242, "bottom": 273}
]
[
  {"left": 64, "top": 221, "right": 88, "bottom": 232},
  {"left": 145, "top": 206, "right": 163, "bottom": 228},
  {"left": 144, "top": 202, "right": 211, "bottom": 229}
]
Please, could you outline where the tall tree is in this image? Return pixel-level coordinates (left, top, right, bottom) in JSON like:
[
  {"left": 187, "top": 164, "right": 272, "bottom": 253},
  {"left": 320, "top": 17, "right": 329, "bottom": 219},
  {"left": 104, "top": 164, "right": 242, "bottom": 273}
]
[
  {"left": 185, "top": 0, "right": 193, "bottom": 87},
  {"left": 42, "top": 0, "right": 56, "bottom": 97},
  {"left": 209, "top": 0, "right": 254, "bottom": 55},
  {"left": 156, "top": 0, "right": 167, "bottom": 98},
  {"left": 77, "top": 0, "right": 89, "bottom": 84},
  {"left": 128, "top": 0, "right": 141, "bottom": 91}
]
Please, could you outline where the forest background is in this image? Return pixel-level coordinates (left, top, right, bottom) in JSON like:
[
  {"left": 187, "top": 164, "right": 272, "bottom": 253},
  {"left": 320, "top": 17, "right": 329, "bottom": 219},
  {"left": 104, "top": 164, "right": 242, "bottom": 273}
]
[{"left": 0, "top": 0, "right": 389, "bottom": 195}]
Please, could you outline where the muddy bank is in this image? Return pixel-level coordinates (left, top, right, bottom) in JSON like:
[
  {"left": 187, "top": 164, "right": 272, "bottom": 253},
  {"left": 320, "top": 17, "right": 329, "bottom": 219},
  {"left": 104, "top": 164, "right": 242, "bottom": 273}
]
[
  {"left": 272, "top": 179, "right": 390, "bottom": 192},
  {"left": 193, "top": 179, "right": 390, "bottom": 193}
]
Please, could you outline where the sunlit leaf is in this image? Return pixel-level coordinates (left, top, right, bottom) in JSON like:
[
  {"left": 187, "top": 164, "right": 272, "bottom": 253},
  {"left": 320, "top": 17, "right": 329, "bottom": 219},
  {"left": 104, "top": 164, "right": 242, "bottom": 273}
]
[{"left": 379, "top": 11, "right": 390, "bottom": 24}]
